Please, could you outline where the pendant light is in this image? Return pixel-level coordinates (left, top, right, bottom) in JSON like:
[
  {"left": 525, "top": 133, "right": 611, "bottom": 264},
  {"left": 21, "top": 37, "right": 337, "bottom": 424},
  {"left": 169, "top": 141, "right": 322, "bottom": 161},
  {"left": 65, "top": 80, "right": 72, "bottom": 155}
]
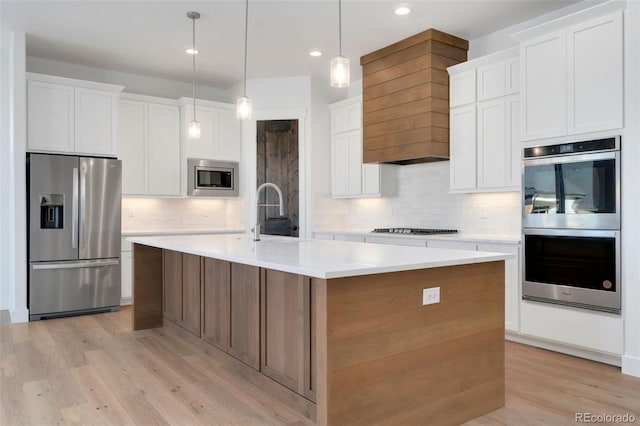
[
  {"left": 330, "top": 0, "right": 350, "bottom": 88},
  {"left": 187, "top": 11, "right": 201, "bottom": 139},
  {"left": 236, "top": 0, "right": 252, "bottom": 120}
]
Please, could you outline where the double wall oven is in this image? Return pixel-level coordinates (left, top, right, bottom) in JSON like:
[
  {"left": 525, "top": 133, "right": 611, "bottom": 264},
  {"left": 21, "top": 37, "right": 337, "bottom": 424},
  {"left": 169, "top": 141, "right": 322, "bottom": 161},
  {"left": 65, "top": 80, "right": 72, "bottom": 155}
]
[{"left": 522, "top": 136, "right": 621, "bottom": 314}]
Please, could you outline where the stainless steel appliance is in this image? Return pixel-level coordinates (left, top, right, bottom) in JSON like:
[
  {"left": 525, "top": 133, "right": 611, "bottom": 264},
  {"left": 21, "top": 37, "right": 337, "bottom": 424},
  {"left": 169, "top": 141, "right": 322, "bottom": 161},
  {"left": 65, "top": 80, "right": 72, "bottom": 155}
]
[
  {"left": 371, "top": 228, "right": 458, "bottom": 235},
  {"left": 187, "top": 158, "right": 239, "bottom": 196},
  {"left": 522, "top": 136, "right": 621, "bottom": 314},
  {"left": 522, "top": 136, "right": 620, "bottom": 230},
  {"left": 523, "top": 229, "right": 620, "bottom": 313},
  {"left": 28, "top": 153, "right": 122, "bottom": 321}
]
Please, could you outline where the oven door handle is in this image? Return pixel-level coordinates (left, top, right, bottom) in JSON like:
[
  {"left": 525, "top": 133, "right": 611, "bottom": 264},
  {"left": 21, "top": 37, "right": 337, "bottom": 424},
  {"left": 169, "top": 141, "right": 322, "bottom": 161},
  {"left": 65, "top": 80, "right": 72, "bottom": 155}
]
[{"left": 522, "top": 228, "right": 619, "bottom": 238}]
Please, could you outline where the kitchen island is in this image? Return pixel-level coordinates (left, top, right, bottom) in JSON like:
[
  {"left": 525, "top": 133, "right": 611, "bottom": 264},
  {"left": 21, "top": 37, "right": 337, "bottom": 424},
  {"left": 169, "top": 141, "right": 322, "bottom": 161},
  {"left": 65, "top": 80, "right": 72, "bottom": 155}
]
[{"left": 129, "top": 234, "right": 510, "bottom": 425}]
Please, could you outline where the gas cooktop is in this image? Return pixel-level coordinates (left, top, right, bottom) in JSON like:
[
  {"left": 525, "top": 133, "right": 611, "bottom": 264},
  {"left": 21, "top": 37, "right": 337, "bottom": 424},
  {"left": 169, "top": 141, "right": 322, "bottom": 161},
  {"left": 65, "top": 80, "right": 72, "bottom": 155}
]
[{"left": 371, "top": 228, "right": 458, "bottom": 235}]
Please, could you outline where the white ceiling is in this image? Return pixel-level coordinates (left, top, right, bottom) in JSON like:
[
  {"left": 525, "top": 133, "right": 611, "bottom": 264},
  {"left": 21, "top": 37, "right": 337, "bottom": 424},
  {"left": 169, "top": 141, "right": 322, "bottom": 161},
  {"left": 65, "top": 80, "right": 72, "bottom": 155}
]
[{"left": 3, "top": 0, "right": 585, "bottom": 89}]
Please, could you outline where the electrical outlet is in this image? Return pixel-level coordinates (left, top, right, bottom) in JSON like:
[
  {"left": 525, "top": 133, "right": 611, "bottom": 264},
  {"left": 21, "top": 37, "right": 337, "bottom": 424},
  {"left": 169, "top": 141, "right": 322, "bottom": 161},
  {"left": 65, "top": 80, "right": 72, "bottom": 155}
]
[{"left": 422, "top": 287, "right": 440, "bottom": 305}]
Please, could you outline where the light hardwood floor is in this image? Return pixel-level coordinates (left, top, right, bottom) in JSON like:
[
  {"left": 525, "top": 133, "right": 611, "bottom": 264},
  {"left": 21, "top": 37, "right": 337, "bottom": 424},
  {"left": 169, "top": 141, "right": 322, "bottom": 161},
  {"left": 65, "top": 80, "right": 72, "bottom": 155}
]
[{"left": 1, "top": 307, "right": 639, "bottom": 425}]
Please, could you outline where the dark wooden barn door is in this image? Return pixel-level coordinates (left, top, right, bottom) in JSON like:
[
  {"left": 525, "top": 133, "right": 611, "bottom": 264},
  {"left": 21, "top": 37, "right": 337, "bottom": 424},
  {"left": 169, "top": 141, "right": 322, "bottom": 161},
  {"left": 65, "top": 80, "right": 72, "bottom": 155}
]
[{"left": 256, "top": 120, "right": 299, "bottom": 237}]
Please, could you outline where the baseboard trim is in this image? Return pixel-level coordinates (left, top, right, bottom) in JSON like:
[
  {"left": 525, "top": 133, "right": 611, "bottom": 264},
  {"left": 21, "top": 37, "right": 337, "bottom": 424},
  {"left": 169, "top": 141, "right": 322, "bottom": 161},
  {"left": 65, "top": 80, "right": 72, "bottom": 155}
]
[
  {"left": 621, "top": 354, "right": 640, "bottom": 378},
  {"left": 120, "top": 297, "right": 132, "bottom": 306},
  {"left": 505, "top": 332, "right": 622, "bottom": 366},
  {"left": 10, "top": 308, "right": 29, "bottom": 323}
]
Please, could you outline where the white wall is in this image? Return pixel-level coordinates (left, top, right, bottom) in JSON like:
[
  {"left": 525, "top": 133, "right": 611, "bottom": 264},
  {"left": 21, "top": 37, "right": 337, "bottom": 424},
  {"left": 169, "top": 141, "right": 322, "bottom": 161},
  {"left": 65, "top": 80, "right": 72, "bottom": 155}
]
[
  {"left": 0, "top": 28, "right": 28, "bottom": 321},
  {"left": 26, "top": 56, "right": 233, "bottom": 102},
  {"left": 0, "top": 12, "right": 11, "bottom": 310},
  {"left": 621, "top": 0, "right": 640, "bottom": 378}
]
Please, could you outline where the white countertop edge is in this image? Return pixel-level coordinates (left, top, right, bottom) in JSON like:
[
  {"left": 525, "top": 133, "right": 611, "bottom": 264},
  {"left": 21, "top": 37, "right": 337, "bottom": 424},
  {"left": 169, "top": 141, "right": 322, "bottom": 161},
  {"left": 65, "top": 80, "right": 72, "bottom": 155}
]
[
  {"left": 314, "top": 230, "right": 521, "bottom": 244},
  {"left": 122, "top": 229, "right": 244, "bottom": 236},
  {"left": 127, "top": 235, "right": 512, "bottom": 280}
]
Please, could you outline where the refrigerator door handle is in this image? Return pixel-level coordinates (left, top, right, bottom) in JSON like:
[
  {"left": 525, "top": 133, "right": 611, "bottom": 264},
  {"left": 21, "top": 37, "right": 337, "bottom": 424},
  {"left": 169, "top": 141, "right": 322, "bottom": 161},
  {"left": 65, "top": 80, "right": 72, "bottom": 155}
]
[
  {"left": 32, "top": 259, "right": 120, "bottom": 270},
  {"left": 79, "top": 165, "right": 87, "bottom": 249},
  {"left": 72, "top": 167, "right": 79, "bottom": 249}
]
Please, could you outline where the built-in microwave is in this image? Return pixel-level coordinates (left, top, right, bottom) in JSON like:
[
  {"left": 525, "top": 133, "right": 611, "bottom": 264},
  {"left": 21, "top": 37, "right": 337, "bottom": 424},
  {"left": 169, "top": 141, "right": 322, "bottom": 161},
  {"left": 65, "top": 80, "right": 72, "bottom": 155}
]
[{"left": 187, "top": 159, "right": 239, "bottom": 197}]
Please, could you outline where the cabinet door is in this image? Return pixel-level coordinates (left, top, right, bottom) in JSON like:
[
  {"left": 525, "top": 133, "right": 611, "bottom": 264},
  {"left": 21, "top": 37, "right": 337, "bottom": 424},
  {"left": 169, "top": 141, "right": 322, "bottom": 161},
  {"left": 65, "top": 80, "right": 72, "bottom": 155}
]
[
  {"left": 229, "top": 263, "right": 260, "bottom": 369},
  {"left": 261, "top": 269, "right": 306, "bottom": 394},
  {"left": 183, "top": 104, "right": 214, "bottom": 158},
  {"left": 148, "top": 103, "right": 180, "bottom": 195},
  {"left": 567, "top": 11, "right": 623, "bottom": 135},
  {"left": 331, "top": 101, "right": 361, "bottom": 133},
  {"left": 477, "top": 61, "right": 506, "bottom": 101},
  {"left": 213, "top": 108, "right": 241, "bottom": 161},
  {"left": 163, "top": 250, "right": 182, "bottom": 324},
  {"left": 449, "top": 69, "right": 476, "bottom": 107},
  {"left": 505, "top": 95, "right": 521, "bottom": 188},
  {"left": 331, "top": 130, "right": 362, "bottom": 197},
  {"left": 27, "top": 80, "right": 75, "bottom": 153},
  {"left": 118, "top": 100, "right": 147, "bottom": 195},
  {"left": 505, "top": 57, "right": 520, "bottom": 95},
  {"left": 478, "top": 243, "right": 519, "bottom": 333},
  {"left": 75, "top": 87, "right": 117, "bottom": 156},
  {"left": 202, "top": 258, "right": 231, "bottom": 351},
  {"left": 121, "top": 251, "right": 132, "bottom": 305},
  {"left": 449, "top": 104, "right": 476, "bottom": 191},
  {"left": 521, "top": 30, "right": 567, "bottom": 141},
  {"left": 477, "top": 99, "right": 506, "bottom": 189},
  {"left": 361, "top": 163, "right": 381, "bottom": 196},
  {"left": 181, "top": 253, "right": 201, "bottom": 337}
]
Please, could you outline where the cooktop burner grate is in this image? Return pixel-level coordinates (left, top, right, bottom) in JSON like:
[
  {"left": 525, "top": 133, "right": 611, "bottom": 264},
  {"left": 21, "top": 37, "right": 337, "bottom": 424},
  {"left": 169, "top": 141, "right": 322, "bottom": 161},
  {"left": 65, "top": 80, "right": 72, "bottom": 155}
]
[{"left": 371, "top": 228, "right": 458, "bottom": 235}]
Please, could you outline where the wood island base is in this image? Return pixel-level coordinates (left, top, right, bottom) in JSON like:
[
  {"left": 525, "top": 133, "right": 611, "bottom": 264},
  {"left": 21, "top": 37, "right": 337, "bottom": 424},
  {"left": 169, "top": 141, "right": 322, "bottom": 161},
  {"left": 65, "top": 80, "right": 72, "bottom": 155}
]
[{"left": 132, "top": 242, "right": 505, "bottom": 425}]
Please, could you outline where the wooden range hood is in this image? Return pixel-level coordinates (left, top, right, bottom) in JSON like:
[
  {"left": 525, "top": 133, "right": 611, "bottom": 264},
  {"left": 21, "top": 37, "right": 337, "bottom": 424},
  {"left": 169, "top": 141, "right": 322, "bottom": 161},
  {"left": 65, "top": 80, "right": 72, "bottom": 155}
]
[{"left": 360, "top": 29, "right": 468, "bottom": 164}]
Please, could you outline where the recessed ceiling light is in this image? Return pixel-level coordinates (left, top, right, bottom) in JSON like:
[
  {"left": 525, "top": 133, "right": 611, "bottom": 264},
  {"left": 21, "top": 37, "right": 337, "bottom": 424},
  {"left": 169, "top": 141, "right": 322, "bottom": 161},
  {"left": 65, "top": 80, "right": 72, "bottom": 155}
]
[
  {"left": 185, "top": 48, "right": 199, "bottom": 55},
  {"left": 309, "top": 49, "right": 323, "bottom": 57},
  {"left": 395, "top": 6, "right": 411, "bottom": 16}
]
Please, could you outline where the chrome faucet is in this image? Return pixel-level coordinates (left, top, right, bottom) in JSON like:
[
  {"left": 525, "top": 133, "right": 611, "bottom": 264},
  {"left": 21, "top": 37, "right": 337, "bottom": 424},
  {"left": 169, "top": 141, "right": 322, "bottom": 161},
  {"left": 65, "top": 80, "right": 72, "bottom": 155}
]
[{"left": 253, "top": 182, "right": 285, "bottom": 241}]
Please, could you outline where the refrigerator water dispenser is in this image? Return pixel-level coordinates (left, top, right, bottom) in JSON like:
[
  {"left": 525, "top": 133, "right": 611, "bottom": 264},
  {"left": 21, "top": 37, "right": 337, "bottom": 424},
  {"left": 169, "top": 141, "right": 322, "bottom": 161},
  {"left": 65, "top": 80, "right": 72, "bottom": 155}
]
[{"left": 39, "top": 194, "right": 64, "bottom": 229}]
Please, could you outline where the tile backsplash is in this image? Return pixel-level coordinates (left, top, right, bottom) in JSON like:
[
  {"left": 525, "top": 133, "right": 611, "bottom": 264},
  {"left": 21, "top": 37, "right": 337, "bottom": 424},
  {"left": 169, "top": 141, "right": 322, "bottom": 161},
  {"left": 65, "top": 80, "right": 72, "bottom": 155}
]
[
  {"left": 314, "top": 161, "right": 521, "bottom": 236},
  {"left": 122, "top": 197, "right": 246, "bottom": 233}
]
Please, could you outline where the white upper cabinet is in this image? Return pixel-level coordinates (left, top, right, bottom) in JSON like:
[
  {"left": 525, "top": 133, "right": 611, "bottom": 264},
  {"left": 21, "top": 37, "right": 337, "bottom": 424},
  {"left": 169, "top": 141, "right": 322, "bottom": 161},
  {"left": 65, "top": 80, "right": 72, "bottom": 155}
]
[
  {"left": 477, "top": 62, "right": 506, "bottom": 101},
  {"left": 520, "top": 31, "right": 567, "bottom": 141},
  {"left": 332, "top": 130, "right": 362, "bottom": 197},
  {"left": 449, "top": 70, "right": 476, "bottom": 107},
  {"left": 27, "top": 80, "right": 75, "bottom": 153},
  {"left": 449, "top": 104, "right": 477, "bottom": 191},
  {"left": 567, "top": 11, "right": 623, "bottom": 135},
  {"left": 448, "top": 48, "right": 520, "bottom": 193},
  {"left": 180, "top": 100, "right": 241, "bottom": 162},
  {"left": 329, "top": 96, "right": 396, "bottom": 198},
  {"left": 331, "top": 101, "right": 361, "bottom": 133},
  {"left": 518, "top": 9, "right": 623, "bottom": 141},
  {"left": 477, "top": 98, "right": 507, "bottom": 189},
  {"left": 118, "top": 99, "right": 147, "bottom": 195},
  {"left": 27, "top": 73, "right": 123, "bottom": 156},
  {"left": 118, "top": 95, "right": 180, "bottom": 196}
]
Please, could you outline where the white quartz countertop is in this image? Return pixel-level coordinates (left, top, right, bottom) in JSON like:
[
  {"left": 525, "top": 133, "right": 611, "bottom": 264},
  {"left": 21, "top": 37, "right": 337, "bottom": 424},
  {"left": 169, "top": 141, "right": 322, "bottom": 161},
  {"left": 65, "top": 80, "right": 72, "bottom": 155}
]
[{"left": 128, "top": 234, "right": 512, "bottom": 279}]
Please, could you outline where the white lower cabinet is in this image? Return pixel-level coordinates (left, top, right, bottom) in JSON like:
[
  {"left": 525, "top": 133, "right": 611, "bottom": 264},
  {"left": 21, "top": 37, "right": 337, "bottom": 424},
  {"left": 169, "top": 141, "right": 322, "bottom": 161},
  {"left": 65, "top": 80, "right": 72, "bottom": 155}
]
[
  {"left": 520, "top": 301, "right": 623, "bottom": 355},
  {"left": 121, "top": 251, "right": 132, "bottom": 306},
  {"left": 478, "top": 243, "right": 520, "bottom": 332},
  {"left": 120, "top": 238, "right": 132, "bottom": 306}
]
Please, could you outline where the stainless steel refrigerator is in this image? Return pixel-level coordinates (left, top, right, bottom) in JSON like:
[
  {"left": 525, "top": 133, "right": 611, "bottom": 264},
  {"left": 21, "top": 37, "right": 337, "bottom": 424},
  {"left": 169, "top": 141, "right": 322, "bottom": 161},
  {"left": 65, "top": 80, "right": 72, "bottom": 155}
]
[{"left": 28, "top": 153, "right": 122, "bottom": 321}]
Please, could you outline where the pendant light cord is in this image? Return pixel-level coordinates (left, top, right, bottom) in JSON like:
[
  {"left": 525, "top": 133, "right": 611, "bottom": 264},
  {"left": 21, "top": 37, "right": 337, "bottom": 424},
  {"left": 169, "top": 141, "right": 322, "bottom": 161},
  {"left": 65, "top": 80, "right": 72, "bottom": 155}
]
[
  {"left": 192, "top": 14, "right": 197, "bottom": 120},
  {"left": 243, "top": 0, "right": 249, "bottom": 97},
  {"left": 338, "top": 0, "right": 342, "bottom": 56}
]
